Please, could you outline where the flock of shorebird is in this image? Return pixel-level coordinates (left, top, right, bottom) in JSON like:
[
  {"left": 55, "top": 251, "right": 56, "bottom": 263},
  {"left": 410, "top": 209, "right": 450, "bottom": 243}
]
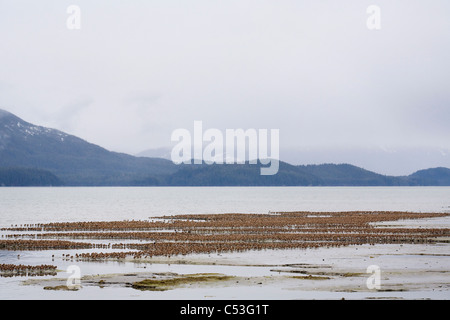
[
  {"left": 0, "top": 263, "right": 57, "bottom": 277},
  {"left": 0, "top": 211, "right": 449, "bottom": 271}
]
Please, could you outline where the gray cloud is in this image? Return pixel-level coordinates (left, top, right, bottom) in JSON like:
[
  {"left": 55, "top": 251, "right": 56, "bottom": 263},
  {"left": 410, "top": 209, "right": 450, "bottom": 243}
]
[{"left": 0, "top": 0, "right": 449, "bottom": 172}]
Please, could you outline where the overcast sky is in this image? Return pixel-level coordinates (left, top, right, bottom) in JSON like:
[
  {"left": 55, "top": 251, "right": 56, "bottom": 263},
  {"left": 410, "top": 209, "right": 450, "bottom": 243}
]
[{"left": 1, "top": 0, "right": 449, "bottom": 174}]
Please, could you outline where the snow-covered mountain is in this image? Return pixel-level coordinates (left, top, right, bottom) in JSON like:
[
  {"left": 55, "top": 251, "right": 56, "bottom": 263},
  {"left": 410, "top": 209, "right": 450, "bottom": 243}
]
[
  {"left": 0, "top": 109, "right": 177, "bottom": 185},
  {"left": 1, "top": 109, "right": 449, "bottom": 186},
  {"left": 0, "top": 109, "right": 69, "bottom": 148}
]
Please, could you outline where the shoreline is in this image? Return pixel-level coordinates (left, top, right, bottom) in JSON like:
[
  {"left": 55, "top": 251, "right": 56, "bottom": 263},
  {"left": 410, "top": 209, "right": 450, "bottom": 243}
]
[
  {"left": 1, "top": 211, "right": 449, "bottom": 300},
  {"left": 19, "top": 242, "right": 450, "bottom": 300}
]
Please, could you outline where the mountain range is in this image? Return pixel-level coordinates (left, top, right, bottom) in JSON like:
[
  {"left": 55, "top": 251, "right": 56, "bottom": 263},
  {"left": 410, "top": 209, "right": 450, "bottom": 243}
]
[{"left": 1, "top": 109, "right": 449, "bottom": 186}]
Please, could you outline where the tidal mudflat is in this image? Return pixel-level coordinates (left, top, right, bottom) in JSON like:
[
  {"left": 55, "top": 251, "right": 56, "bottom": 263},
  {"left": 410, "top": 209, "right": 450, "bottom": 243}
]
[{"left": 1, "top": 211, "right": 449, "bottom": 299}]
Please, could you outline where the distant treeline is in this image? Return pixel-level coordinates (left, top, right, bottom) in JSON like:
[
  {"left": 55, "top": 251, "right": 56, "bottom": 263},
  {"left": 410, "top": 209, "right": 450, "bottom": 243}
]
[
  {"left": 1, "top": 163, "right": 450, "bottom": 187},
  {"left": 0, "top": 168, "right": 64, "bottom": 186},
  {"left": 131, "top": 162, "right": 450, "bottom": 187}
]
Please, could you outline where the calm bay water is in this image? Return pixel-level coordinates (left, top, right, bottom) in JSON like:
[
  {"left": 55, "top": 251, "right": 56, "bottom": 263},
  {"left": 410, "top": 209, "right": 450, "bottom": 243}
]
[
  {"left": 1, "top": 187, "right": 449, "bottom": 227},
  {"left": 1, "top": 186, "right": 449, "bottom": 300}
]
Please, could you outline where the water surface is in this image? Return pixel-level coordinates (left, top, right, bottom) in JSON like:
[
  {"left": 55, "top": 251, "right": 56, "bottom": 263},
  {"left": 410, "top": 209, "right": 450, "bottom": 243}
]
[{"left": 1, "top": 187, "right": 449, "bottom": 227}]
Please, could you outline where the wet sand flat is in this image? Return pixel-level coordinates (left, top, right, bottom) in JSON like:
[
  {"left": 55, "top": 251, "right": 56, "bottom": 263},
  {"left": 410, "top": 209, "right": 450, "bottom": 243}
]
[{"left": 1, "top": 211, "right": 449, "bottom": 299}]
